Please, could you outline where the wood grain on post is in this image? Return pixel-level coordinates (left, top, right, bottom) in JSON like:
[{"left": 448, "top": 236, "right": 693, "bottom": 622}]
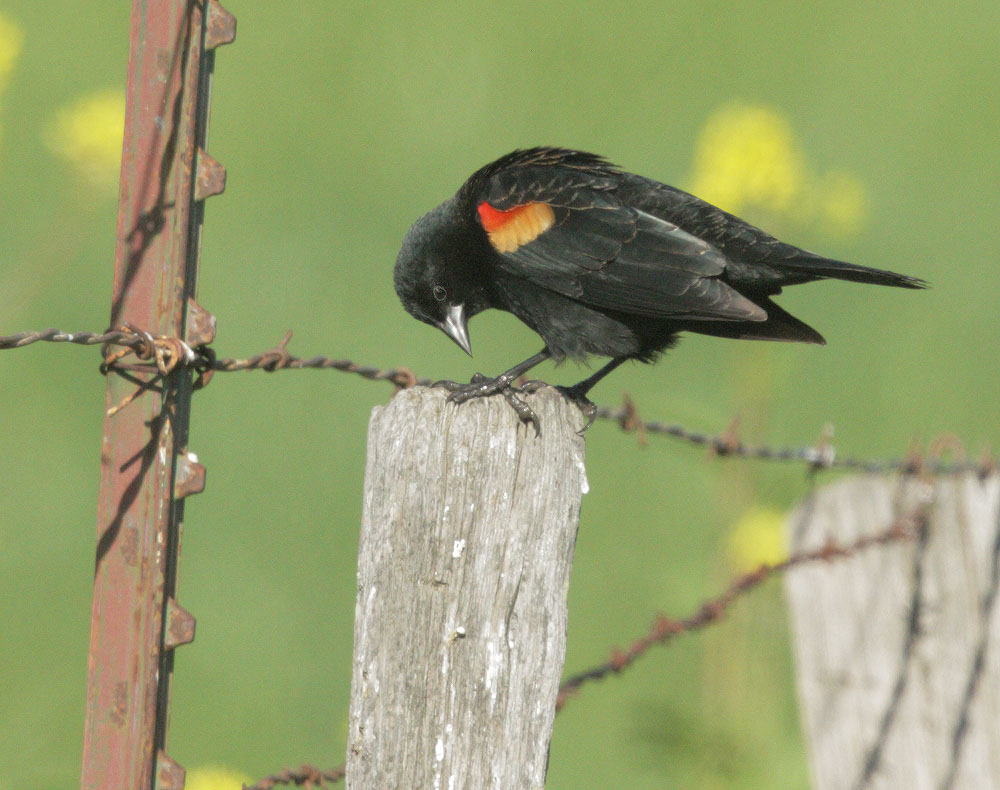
[
  {"left": 346, "top": 386, "right": 588, "bottom": 790},
  {"left": 785, "top": 474, "right": 1000, "bottom": 790}
]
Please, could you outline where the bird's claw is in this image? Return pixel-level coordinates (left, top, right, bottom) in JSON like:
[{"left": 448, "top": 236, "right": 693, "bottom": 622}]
[
  {"left": 431, "top": 375, "right": 542, "bottom": 436},
  {"left": 516, "top": 379, "right": 548, "bottom": 393},
  {"left": 433, "top": 372, "right": 514, "bottom": 402},
  {"left": 432, "top": 378, "right": 470, "bottom": 392},
  {"left": 499, "top": 387, "right": 541, "bottom": 436},
  {"left": 555, "top": 384, "right": 598, "bottom": 434},
  {"left": 432, "top": 375, "right": 594, "bottom": 436},
  {"left": 431, "top": 372, "right": 495, "bottom": 393}
]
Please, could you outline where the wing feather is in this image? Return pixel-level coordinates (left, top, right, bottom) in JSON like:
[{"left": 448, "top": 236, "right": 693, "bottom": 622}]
[{"left": 463, "top": 151, "right": 767, "bottom": 323}]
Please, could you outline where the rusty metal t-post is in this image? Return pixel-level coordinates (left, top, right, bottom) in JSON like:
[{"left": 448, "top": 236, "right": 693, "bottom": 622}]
[{"left": 81, "top": 4, "right": 235, "bottom": 790}]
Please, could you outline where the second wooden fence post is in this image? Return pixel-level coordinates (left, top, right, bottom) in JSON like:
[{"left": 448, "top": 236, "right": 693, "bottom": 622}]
[{"left": 786, "top": 474, "right": 1000, "bottom": 790}]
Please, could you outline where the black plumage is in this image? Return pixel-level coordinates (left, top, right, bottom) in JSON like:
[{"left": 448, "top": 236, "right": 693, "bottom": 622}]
[{"left": 394, "top": 147, "right": 925, "bottom": 430}]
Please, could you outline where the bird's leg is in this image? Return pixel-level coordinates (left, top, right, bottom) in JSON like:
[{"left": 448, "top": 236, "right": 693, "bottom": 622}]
[
  {"left": 433, "top": 349, "right": 552, "bottom": 434},
  {"left": 554, "top": 357, "right": 628, "bottom": 433},
  {"left": 434, "top": 349, "right": 551, "bottom": 396}
]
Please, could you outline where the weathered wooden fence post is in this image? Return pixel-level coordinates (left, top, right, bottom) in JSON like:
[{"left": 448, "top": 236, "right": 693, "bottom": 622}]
[
  {"left": 785, "top": 474, "right": 1000, "bottom": 790},
  {"left": 346, "top": 386, "right": 587, "bottom": 789}
]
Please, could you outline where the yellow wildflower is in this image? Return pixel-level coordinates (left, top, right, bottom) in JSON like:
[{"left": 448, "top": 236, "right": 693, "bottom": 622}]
[
  {"left": 689, "top": 103, "right": 805, "bottom": 217},
  {"left": 688, "top": 102, "right": 869, "bottom": 240},
  {"left": 726, "top": 506, "right": 787, "bottom": 572},
  {"left": 0, "top": 12, "right": 24, "bottom": 95},
  {"left": 45, "top": 88, "right": 125, "bottom": 190},
  {"left": 185, "top": 765, "right": 251, "bottom": 790}
]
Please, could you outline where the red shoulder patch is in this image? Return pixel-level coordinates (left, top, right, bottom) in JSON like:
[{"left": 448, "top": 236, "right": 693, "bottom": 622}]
[{"left": 477, "top": 201, "right": 555, "bottom": 253}]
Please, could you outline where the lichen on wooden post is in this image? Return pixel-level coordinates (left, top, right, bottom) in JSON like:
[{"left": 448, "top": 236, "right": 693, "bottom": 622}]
[{"left": 346, "top": 385, "right": 587, "bottom": 790}]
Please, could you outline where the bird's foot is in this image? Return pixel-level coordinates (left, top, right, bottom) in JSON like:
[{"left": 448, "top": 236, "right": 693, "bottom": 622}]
[
  {"left": 432, "top": 373, "right": 542, "bottom": 436},
  {"left": 515, "top": 378, "right": 548, "bottom": 393},
  {"left": 554, "top": 383, "right": 598, "bottom": 434}
]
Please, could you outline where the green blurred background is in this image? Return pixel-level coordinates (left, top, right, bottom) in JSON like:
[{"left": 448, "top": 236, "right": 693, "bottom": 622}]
[{"left": 1, "top": 1, "right": 997, "bottom": 787}]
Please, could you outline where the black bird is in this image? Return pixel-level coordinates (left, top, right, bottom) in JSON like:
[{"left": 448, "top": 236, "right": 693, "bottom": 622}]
[{"left": 394, "top": 147, "right": 925, "bottom": 431}]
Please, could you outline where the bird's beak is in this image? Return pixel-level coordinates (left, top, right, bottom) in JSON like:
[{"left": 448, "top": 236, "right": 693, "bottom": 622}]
[{"left": 439, "top": 303, "right": 472, "bottom": 356}]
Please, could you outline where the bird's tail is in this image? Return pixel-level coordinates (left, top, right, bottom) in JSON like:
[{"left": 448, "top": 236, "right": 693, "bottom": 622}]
[{"left": 779, "top": 255, "right": 928, "bottom": 289}]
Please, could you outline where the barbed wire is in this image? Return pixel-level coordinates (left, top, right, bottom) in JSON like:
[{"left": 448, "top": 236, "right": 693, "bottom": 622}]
[
  {"left": 243, "top": 764, "right": 345, "bottom": 790},
  {"left": 1, "top": 326, "right": 994, "bottom": 475},
  {"left": 1, "top": 328, "right": 151, "bottom": 351},
  {"left": 555, "top": 507, "right": 926, "bottom": 711},
  {"left": 0, "top": 327, "right": 425, "bottom": 389},
  {"left": 598, "top": 401, "right": 995, "bottom": 476}
]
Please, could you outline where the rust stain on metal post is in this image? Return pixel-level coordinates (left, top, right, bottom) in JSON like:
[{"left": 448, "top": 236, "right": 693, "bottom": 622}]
[
  {"left": 185, "top": 298, "right": 217, "bottom": 346},
  {"left": 174, "top": 450, "right": 206, "bottom": 498},
  {"left": 156, "top": 751, "right": 187, "bottom": 790},
  {"left": 205, "top": 0, "right": 237, "bottom": 49},
  {"left": 81, "top": 3, "right": 234, "bottom": 790},
  {"left": 164, "top": 598, "right": 197, "bottom": 650},
  {"left": 194, "top": 149, "right": 226, "bottom": 201}
]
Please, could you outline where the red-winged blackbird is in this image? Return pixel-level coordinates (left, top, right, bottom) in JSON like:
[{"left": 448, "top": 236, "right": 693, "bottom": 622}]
[{"left": 394, "top": 147, "right": 925, "bottom": 432}]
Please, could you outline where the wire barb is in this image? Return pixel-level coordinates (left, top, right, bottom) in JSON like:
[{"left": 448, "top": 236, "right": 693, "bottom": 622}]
[{"left": 243, "top": 764, "right": 345, "bottom": 789}]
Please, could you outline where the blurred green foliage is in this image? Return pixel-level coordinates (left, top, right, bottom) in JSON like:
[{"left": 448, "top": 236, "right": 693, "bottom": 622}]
[{"left": 1, "top": 1, "right": 997, "bottom": 787}]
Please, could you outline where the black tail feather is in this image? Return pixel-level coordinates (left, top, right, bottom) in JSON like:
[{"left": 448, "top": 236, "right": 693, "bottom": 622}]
[
  {"left": 750, "top": 298, "right": 826, "bottom": 344},
  {"left": 690, "top": 298, "right": 826, "bottom": 345},
  {"left": 780, "top": 256, "right": 928, "bottom": 289}
]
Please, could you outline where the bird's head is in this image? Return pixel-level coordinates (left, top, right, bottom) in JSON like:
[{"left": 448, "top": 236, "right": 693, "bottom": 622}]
[{"left": 394, "top": 198, "right": 490, "bottom": 357}]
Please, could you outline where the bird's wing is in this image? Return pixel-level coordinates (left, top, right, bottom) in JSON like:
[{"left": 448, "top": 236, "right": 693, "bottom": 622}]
[{"left": 473, "top": 167, "right": 766, "bottom": 322}]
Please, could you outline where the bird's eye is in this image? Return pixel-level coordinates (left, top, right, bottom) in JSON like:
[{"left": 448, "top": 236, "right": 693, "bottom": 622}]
[{"left": 432, "top": 285, "right": 447, "bottom": 302}]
